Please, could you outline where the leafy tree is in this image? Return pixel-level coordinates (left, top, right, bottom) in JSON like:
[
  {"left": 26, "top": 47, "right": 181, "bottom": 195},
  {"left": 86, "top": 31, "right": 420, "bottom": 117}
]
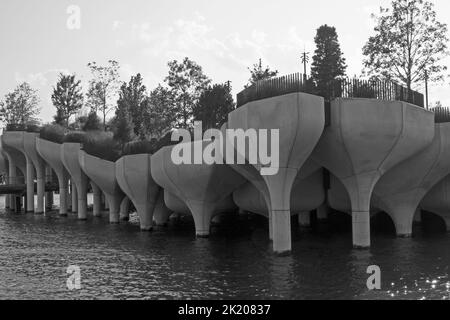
[
  {"left": 82, "top": 112, "right": 101, "bottom": 131},
  {"left": 193, "top": 82, "right": 235, "bottom": 130},
  {"left": 311, "top": 25, "right": 347, "bottom": 98},
  {"left": 86, "top": 60, "right": 121, "bottom": 129},
  {"left": 363, "top": 0, "right": 449, "bottom": 93},
  {"left": 246, "top": 58, "right": 278, "bottom": 88},
  {"left": 116, "top": 73, "right": 147, "bottom": 138},
  {"left": 113, "top": 106, "right": 135, "bottom": 145},
  {"left": 165, "top": 57, "right": 211, "bottom": 128},
  {"left": 0, "top": 82, "right": 41, "bottom": 126},
  {"left": 51, "top": 73, "right": 83, "bottom": 127},
  {"left": 144, "top": 85, "right": 175, "bottom": 140}
]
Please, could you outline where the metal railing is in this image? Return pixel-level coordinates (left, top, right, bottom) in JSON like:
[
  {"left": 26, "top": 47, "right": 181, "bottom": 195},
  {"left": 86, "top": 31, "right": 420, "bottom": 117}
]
[
  {"left": 236, "top": 73, "right": 425, "bottom": 108},
  {"left": 433, "top": 107, "right": 450, "bottom": 123}
]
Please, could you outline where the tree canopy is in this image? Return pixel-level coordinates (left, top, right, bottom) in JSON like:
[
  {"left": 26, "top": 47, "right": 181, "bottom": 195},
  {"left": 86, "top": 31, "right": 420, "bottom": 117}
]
[
  {"left": 86, "top": 60, "right": 121, "bottom": 129},
  {"left": 51, "top": 73, "right": 83, "bottom": 127},
  {"left": 0, "top": 82, "right": 41, "bottom": 126},
  {"left": 363, "top": 0, "right": 449, "bottom": 91},
  {"left": 246, "top": 58, "right": 278, "bottom": 88},
  {"left": 165, "top": 57, "right": 211, "bottom": 128},
  {"left": 311, "top": 24, "right": 347, "bottom": 97}
]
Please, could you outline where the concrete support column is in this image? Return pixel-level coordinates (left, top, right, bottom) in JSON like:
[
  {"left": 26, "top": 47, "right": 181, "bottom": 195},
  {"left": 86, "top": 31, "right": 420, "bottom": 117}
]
[
  {"left": 267, "top": 167, "right": 297, "bottom": 254},
  {"left": 120, "top": 197, "right": 130, "bottom": 222},
  {"left": 317, "top": 204, "right": 329, "bottom": 221},
  {"left": 91, "top": 182, "right": 102, "bottom": 217},
  {"left": 392, "top": 207, "right": 415, "bottom": 238},
  {"left": 104, "top": 193, "right": 109, "bottom": 210},
  {"left": 35, "top": 164, "right": 45, "bottom": 214},
  {"left": 153, "top": 191, "right": 171, "bottom": 227},
  {"left": 413, "top": 208, "right": 422, "bottom": 224},
  {"left": 352, "top": 212, "right": 371, "bottom": 248},
  {"left": 298, "top": 211, "right": 311, "bottom": 228},
  {"left": 58, "top": 175, "right": 69, "bottom": 216},
  {"left": 272, "top": 210, "right": 291, "bottom": 254},
  {"left": 187, "top": 200, "right": 214, "bottom": 238},
  {"left": 135, "top": 202, "right": 154, "bottom": 231},
  {"left": 7, "top": 158, "right": 17, "bottom": 212},
  {"left": 106, "top": 194, "right": 121, "bottom": 224},
  {"left": 342, "top": 172, "right": 378, "bottom": 249},
  {"left": 45, "top": 166, "right": 53, "bottom": 211},
  {"left": 26, "top": 157, "right": 35, "bottom": 213},
  {"left": 444, "top": 217, "right": 450, "bottom": 233},
  {"left": 77, "top": 182, "right": 87, "bottom": 220},
  {"left": 71, "top": 181, "right": 78, "bottom": 213}
]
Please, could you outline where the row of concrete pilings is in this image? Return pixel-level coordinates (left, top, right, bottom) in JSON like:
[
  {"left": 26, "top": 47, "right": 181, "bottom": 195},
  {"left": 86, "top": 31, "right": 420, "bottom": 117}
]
[{"left": 1, "top": 93, "right": 450, "bottom": 254}]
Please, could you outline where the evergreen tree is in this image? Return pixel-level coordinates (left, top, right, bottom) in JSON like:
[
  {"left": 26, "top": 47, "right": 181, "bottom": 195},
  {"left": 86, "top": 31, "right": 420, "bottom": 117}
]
[
  {"left": 51, "top": 73, "right": 83, "bottom": 127},
  {"left": 311, "top": 25, "right": 347, "bottom": 98}
]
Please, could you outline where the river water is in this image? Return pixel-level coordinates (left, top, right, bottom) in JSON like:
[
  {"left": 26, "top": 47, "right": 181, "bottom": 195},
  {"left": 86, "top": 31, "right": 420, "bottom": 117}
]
[{"left": 0, "top": 196, "right": 449, "bottom": 300}]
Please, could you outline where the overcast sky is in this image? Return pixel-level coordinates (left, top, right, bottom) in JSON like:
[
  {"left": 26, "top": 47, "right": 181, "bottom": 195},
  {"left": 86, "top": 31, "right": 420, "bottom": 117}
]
[{"left": 1, "top": 0, "right": 449, "bottom": 123}]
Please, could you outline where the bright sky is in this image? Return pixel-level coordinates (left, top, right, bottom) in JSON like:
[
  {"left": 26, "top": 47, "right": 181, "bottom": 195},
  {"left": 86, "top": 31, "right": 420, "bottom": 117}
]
[{"left": 1, "top": 0, "right": 449, "bottom": 123}]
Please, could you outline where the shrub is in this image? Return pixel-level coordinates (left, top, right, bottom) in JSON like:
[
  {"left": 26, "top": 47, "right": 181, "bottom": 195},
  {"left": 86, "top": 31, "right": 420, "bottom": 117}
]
[
  {"left": 39, "top": 124, "right": 66, "bottom": 144},
  {"left": 5, "top": 123, "right": 27, "bottom": 132},
  {"left": 122, "top": 140, "right": 154, "bottom": 156},
  {"left": 82, "top": 112, "right": 101, "bottom": 131},
  {"left": 83, "top": 131, "right": 122, "bottom": 162},
  {"left": 26, "top": 124, "right": 41, "bottom": 133},
  {"left": 63, "top": 131, "right": 88, "bottom": 144}
]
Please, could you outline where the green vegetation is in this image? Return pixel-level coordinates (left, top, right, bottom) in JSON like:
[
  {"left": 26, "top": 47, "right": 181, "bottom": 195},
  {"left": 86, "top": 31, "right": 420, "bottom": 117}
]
[
  {"left": 83, "top": 131, "right": 122, "bottom": 162},
  {"left": 63, "top": 131, "right": 88, "bottom": 144},
  {"left": 39, "top": 124, "right": 66, "bottom": 144}
]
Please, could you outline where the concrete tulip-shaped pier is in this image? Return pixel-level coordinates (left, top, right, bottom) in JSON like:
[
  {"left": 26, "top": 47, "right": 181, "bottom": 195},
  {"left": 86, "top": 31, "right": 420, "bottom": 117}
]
[
  {"left": 151, "top": 142, "right": 245, "bottom": 237},
  {"left": 312, "top": 99, "right": 434, "bottom": 248},
  {"left": 227, "top": 92, "right": 325, "bottom": 253},
  {"left": 79, "top": 151, "right": 125, "bottom": 224},
  {"left": 61, "top": 143, "right": 88, "bottom": 220},
  {"left": 2, "top": 131, "right": 44, "bottom": 213},
  {"left": 421, "top": 175, "right": 450, "bottom": 232},
  {"left": 164, "top": 191, "right": 191, "bottom": 215},
  {"left": 372, "top": 123, "right": 450, "bottom": 237},
  {"left": 115, "top": 154, "right": 160, "bottom": 231},
  {"left": 1, "top": 140, "right": 27, "bottom": 211},
  {"left": 233, "top": 166, "right": 325, "bottom": 218},
  {"left": 23, "top": 133, "right": 46, "bottom": 214},
  {"left": 36, "top": 138, "right": 70, "bottom": 216}
]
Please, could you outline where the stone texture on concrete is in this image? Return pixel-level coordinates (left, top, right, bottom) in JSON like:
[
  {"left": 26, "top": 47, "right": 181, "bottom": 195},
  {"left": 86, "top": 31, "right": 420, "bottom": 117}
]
[
  {"left": 421, "top": 175, "right": 450, "bottom": 232},
  {"left": 61, "top": 143, "right": 88, "bottom": 220},
  {"left": 373, "top": 123, "right": 450, "bottom": 237},
  {"left": 226, "top": 92, "right": 325, "bottom": 253},
  {"left": 79, "top": 151, "right": 125, "bottom": 224},
  {"left": 36, "top": 138, "right": 69, "bottom": 215},
  {"left": 115, "top": 154, "right": 160, "bottom": 230},
  {"left": 151, "top": 142, "right": 246, "bottom": 237},
  {"left": 312, "top": 98, "right": 435, "bottom": 248}
]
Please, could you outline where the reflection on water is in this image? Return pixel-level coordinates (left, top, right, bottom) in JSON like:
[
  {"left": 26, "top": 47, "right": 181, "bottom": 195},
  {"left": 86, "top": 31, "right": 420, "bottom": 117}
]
[{"left": 0, "top": 197, "right": 449, "bottom": 300}]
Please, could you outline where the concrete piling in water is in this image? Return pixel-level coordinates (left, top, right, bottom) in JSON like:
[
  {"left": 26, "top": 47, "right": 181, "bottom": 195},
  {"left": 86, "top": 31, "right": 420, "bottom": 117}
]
[
  {"left": 226, "top": 92, "right": 325, "bottom": 254},
  {"left": 312, "top": 99, "right": 435, "bottom": 248},
  {"left": 36, "top": 138, "right": 70, "bottom": 216},
  {"left": 61, "top": 143, "right": 88, "bottom": 220},
  {"left": 79, "top": 151, "right": 124, "bottom": 224},
  {"left": 372, "top": 123, "right": 450, "bottom": 237}
]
